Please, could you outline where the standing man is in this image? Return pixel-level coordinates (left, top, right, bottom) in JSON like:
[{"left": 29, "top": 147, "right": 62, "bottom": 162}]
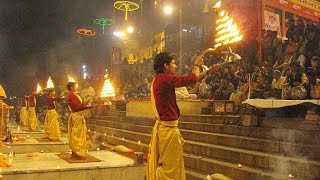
[
  {"left": 66, "top": 82, "right": 93, "bottom": 159},
  {"left": 28, "top": 92, "right": 39, "bottom": 131},
  {"left": 20, "top": 96, "right": 29, "bottom": 126},
  {"left": 0, "top": 84, "right": 13, "bottom": 167},
  {"left": 44, "top": 90, "right": 61, "bottom": 140},
  {"left": 147, "top": 52, "right": 208, "bottom": 180}
]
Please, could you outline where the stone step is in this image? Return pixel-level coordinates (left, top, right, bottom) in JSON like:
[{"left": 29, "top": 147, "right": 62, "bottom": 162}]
[
  {"left": 11, "top": 131, "right": 46, "bottom": 138},
  {"left": 88, "top": 118, "right": 320, "bottom": 160},
  {"left": 2, "top": 138, "right": 70, "bottom": 154},
  {"left": 94, "top": 114, "right": 229, "bottom": 125},
  {"left": 105, "top": 111, "right": 126, "bottom": 117},
  {"left": 185, "top": 169, "right": 208, "bottom": 180},
  {"left": 89, "top": 131, "right": 291, "bottom": 180},
  {"left": 91, "top": 115, "right": 320, "bottom": 146},
  {"left": 184, "top": 154, "right": 288, "bottom": 180},
  {"left": 87, "top": 124, "right": 320, "bottom": 178},
  {"left": 259, "top": 117, "right": 320, "bottom": 131}
]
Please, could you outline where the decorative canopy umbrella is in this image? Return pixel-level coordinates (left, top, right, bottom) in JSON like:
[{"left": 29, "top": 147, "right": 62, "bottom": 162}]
[
  {"left": 114, "top": 1, "right": 140, "bottom": 21},
  {"left": 93, "top": 18, "right": 113, "bottom": 34},
  {"left": 77, "top": 28, "right": 96, "bottom": 36}
]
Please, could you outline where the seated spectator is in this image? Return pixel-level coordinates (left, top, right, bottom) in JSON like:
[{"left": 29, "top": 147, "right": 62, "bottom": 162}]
[
  {"left": 261, "top": 62, "right": 273, "bottom": 83},
  {"left": 251, "top": 73, "right": 271, "bottom": 99},
  {"left": 175, "top": 87, "right": 197, "bottom": 99},
  {"left": 271, "top": 70, "right": 285, "bottom": 89},
  {"left": 270, "top": 70, "right": 285, "bottom": 99},
  {"left": 136, "top": 78, "right": 150, "bottom": 98},
  {"left": 274, "top": 38, "right": 298, "bottom": 69},
  {"left": 285, "top": 61, "right": 308, "bottom": 88},
  {"left": 251, "top": 64, "right": 261, "bottom": 82},
  {"left": 214, "top": 75, "right": 235, "bottom": 100},
  {"left": 229, "top": 78, "right": 248, "bottom": 110},
  {"left": 198, "top": 76, "right": 213, "bottom": 99},
  {"left": 234, "top": 66, "right": 246, "bottom": 80},
  {"left": 306, "top": 56, "right": 320, "bottom": 86},
  {"left": 296, "top": 51, "right": 306, "bottom": 71}
]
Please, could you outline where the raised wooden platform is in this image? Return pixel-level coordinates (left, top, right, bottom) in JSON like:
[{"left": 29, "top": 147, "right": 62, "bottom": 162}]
[
  {"left": 126, "top": 99, "right": 212, "bottom": 118},
  {"left": 1, "top": 151, "right": 145, "bottom": 180}
]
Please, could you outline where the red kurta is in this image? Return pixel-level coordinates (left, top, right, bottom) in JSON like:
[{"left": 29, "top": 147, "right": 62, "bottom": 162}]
[
  {"left": 46, "top": 96, "right": 60, "bottom": 110},
  {"left": 29, "top": 94, "right": 36, "bottom": 107},
  {"left": 21, "top": 97, "right": 28, "bottom": 107},
  {"left": 152, "top": 73, "right": 198, "bottom": 121},
  {"left": 66, "top": 92, "right": 88, "bottom": 112}
]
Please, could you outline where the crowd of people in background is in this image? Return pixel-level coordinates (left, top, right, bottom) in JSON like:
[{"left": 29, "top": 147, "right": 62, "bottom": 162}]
[
  {"left": 7, "top": 19, "right": 320, "bottom": 118},
  {"left": 121, "top": 18, "right": 320, "bottom": 111}
]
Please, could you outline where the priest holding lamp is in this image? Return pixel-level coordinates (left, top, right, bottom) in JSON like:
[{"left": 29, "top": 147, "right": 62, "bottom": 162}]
[
  {"left": 44, "top": 89, "right": 62, "bottom": 140},
  {"left": 66, "top": 81, "right": 94, "bottom": 159},
  {"left": 28, "top": 91, "right": 39, "bottom": 131},
  {"left": 44, "top": 77, "right": 62, "bottom": 140}
]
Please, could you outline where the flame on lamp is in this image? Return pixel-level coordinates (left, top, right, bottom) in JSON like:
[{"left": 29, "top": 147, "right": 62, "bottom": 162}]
[
  {"left": 100, "top": 69, "right": 115, "bottom": 98},
  {"left": 46, "top": 77, "right": 54, "bottom": 89},
  {"left": 213, "top": 1, "right": 243, "bottom": 49},
  {"left": 100, "top": 79, "right": 115, "bottom": 98},
  {"left": 68, "top": 75, "right": 76, "bottom": 83},
  {"left": 36, "top": 84, "right": 42, "bottom": 93},
  {"left": 213, "top": 1, "right": 221, "bottom": 8}
]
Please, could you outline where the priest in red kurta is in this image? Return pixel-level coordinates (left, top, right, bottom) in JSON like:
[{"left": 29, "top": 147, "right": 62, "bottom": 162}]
[
  {"left": 44, "top": 90, "right": 61, "bottom": 140},
  {"left": 20, "top": 96, "right": 29, "bottom": 126},
  {"left": 28, "top": 93, "right": 39, "bottom": 131},
  {"left": 66, "top": 82, "right": 92, "bottom": 159},
  {"left": 147, "top": 52, "right": 206, "bottom": 180}
]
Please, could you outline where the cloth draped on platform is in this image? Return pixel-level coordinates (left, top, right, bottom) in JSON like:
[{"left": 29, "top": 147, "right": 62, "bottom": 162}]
[
  {"left": 20, "top": 107, "right": 29, "bottom": 126},
  {"left": 147, "top": 81, "right": 186, "bottom": 180},
  {"left": 45, "top": 109, "right": 61, "bottom": 140},
  {"left": 243, "top": 99, "right": 320, "bottom": 108},
  {"left": 68, "top": 111, "right": 87, "bottom": 157},
  {"left": 28, "top": 107, "right": 38, "bottom": 131}
]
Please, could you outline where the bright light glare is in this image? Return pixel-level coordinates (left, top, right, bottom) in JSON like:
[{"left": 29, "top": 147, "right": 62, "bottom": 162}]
[
  {"left": 127, "top": 26, "right": 134, "bottom": 34},
  {"left": 113, "top": 31, "right": 125, "bottom": 37},
  {"left": 163, "top": 5, "right": 173, "bottom": 15}
]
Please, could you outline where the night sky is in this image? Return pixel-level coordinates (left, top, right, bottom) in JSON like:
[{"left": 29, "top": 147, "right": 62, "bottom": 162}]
[{"left": 0, "top": 0, "right": 129, "bottom": 96}]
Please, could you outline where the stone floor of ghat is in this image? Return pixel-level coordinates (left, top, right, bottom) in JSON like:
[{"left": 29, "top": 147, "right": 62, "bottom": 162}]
[{"left": 1, "top": 102, "right": 320, "bottom": 180}]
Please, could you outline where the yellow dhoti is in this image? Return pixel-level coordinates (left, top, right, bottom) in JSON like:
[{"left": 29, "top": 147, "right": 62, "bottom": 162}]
[
  {"left": 45, "top": 109, "right": 61, "bottom": 140},
  {"left": 147, "top": 81, "right": 186, "bottom": 180},
  {"left": 20, "top": 107, "right": 29, "bottom": 126},
  {"left": 147, "top": 120, "right": 186, "bottom": 180},
  {"left": 68, "top": 111, "right": 87, "bottom": 157},
  {"left": 28, "top": 107, "right": 38, "bottom": 131}
]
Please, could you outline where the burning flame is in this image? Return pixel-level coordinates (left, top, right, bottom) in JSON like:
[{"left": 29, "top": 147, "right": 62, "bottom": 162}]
[
  {"left": 46, "top": 77, "right": 54, "bottom": 89},
  {"left": 100, "top": 69, "right": 115, "bottom": 98},
  {"left": 213, "top": 1, "right": 221, "bottom": 9},
  {"left": 68, "top": 75, "right": 76, "bottom": 83},
  {"left": 36, "top": 84, "right": 42, "bottom": 93},
  {"left": 100, "top": 79, "right": 115, "bottom": 98},
  {"left": 214, "top": 1, "right": 243, "bottom": 49}
]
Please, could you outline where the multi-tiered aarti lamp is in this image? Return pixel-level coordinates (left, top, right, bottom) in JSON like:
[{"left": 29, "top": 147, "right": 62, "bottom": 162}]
[
  {"left": 99, "top": 69, "right": 115, "bottom": 105},
  {"left": 213, "top": 1, "right": 243, "bottom": 50}
]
